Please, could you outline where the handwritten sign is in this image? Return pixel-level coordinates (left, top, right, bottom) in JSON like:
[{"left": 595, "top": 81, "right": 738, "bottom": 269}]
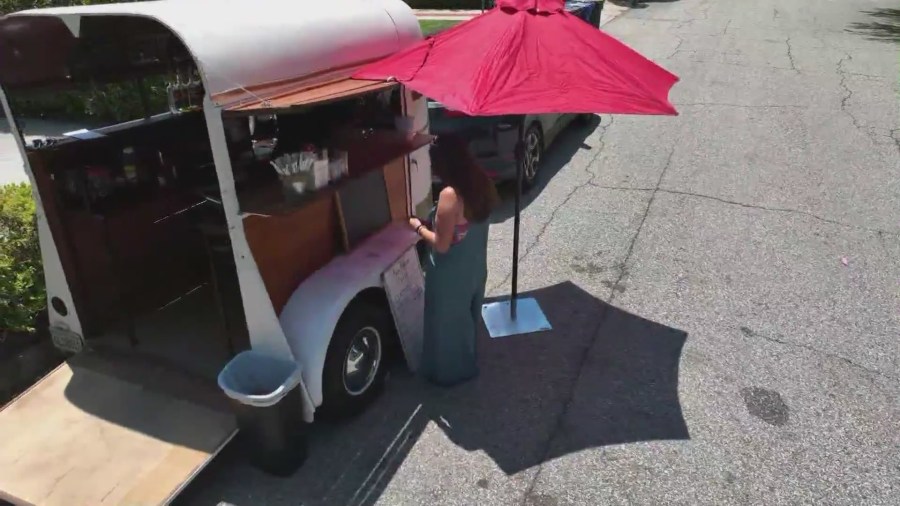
[{"left": 382, "top": 247, "right": 425, "bottom": 372}]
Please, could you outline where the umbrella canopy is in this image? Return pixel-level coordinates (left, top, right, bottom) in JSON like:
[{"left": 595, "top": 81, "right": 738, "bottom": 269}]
[{"left": 353, "top": 0, "right": 679, "bottom": 116}]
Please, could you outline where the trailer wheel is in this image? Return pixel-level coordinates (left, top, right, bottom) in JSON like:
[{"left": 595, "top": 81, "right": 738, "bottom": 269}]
[{"left": 319, "top": 299, "right": 393, "bottom": 419}]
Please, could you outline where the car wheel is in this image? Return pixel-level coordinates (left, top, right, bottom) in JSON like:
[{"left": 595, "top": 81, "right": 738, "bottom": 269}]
[
  {"left": 576, "top": 113, "right": 597, "bottom": 125},
  {"left": 521, "top": 124, "right": 544, "bottom": 190},
  {"left": 319, "top": 298, "right": 393, "bottom": 419}
]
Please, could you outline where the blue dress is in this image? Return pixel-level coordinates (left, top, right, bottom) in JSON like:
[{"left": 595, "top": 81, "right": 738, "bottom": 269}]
[{"left": 420, "top": 207, "right": 490, "bottom": 386}]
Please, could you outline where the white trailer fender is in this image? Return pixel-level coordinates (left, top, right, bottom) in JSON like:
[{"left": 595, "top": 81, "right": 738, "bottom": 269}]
[{"left": 279, "top": 223, "right": 418, "bottom": 407}]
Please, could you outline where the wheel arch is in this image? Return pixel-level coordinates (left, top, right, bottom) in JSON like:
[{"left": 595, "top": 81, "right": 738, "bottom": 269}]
[
  {"left": 279, "top": 280, "right": 402, "bottom": 410},
  {"left": 277, "top": 225, "right": 418, "bottom": 411},
  {"left": 280, "top": 278, "right": 384, "bottom": 408}
]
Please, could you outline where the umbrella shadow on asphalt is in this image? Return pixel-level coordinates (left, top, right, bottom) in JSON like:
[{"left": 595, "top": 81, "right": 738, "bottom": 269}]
[
  {"left": 846, "top": 8, "right": 900, "bottom": 43},
  {"left": 491, "top": 115, "right": 602, "bottom": 224},
  {"left": 178, "top": 281, "right": 689, "bottom": 506},
  {"left": 413, "top": 281, "right": 691, "bottom": 474}
]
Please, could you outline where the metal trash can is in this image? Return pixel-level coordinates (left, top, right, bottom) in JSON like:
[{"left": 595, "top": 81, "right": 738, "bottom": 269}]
[{"left": 217, "top": 350, "right": 307, "bottom": 476}]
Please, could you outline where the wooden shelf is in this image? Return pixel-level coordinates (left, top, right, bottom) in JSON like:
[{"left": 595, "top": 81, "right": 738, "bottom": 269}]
[{"left": 237, "top": 130, "right": 431, "bottom": 217}]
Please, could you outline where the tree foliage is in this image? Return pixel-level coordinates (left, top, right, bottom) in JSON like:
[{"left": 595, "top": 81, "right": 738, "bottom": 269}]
[
  {"left": 0, "top": 184, "right": 44, "bottom": 333},
  {"left": 0, "top": 0, "right": 120, "bottom": 15},
  {"left": 1, "top": 0, "right": 165, "bottom": 123}
]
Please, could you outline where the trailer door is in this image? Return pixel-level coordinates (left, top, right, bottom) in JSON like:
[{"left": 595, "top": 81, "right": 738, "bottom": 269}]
[{"left": 0, "top": 352, "right": 236, "bottom": 506}]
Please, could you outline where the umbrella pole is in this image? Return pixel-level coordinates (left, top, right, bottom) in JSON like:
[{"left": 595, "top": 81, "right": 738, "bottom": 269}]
[
  {"left": 510, "top": 122, "right": 524, "bottom": 319},
  {"left": 480, "top": 118, "right": 552, "bottom": 339}
]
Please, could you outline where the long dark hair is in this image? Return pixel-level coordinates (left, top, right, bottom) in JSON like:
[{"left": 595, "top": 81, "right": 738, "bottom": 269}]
[{"left": 430, "top": 134, "right": 499, "bottom": 223}]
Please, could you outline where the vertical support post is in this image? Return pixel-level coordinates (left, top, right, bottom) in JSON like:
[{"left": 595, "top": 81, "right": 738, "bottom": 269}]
[{"left": 510, "top": 119, "right": 525, "bottom": 319}]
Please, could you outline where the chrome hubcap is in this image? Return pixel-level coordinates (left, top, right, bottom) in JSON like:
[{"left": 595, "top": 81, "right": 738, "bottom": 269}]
[
  {"left": 523, "top": 130, "right": 541, "bottom": 181},
  {"left": 343, "top": 326, "right": 382, "bottom": 396}
]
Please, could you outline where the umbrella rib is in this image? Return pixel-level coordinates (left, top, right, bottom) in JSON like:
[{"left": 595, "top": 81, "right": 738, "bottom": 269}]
[{"left": 406, "top": 38, "right": 437, "bottom": 83}]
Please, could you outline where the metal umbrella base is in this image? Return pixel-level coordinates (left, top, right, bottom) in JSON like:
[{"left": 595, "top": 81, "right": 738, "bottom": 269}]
[{"left": 482, "top": 297, "right": 552, "bottom": 338}]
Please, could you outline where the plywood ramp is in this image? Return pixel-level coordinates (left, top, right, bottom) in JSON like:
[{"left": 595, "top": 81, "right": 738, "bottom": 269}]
[{"left": 0, "top": 353, "right": 237, "bottom": 506}]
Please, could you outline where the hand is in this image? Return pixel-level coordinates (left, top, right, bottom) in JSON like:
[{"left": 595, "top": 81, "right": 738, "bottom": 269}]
[{"left": 409, "top": 217, "right": 422, "bottom": 231}]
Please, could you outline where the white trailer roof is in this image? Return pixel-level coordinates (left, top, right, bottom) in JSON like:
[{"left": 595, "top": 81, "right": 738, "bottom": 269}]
[{"left": 4, "top": 0, "right": 420, "bottom": 106}]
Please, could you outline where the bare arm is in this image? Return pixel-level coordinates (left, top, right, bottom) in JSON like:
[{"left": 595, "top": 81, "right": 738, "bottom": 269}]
[{"left": 410, "top": 187, "right": 460, "bottom": 254}]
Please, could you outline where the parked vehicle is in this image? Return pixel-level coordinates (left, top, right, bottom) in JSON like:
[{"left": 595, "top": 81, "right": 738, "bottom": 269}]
[
  {"left": 0, "top": 0, "right": 432, "bottom": 503},
  {"left": 427, "top": 108, "right": 588, "bottom": 188},
  {"left": 428, "top": 0, "right": 600, "bottom": 189},
  {"left": 567, "top": 0, "right": 604, "bottom": 28}
]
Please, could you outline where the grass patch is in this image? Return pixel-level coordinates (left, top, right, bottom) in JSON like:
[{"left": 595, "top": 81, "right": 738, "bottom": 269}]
[{"left": 419, "top": 19, "right": 463, "bottom": 36}]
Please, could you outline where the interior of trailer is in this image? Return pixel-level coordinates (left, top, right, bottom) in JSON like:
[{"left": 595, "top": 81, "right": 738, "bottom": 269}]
[
  {"left": 18, "top": 87, "right": 424, "bottom": 382},
  {"left": 3, "top": 16, "right": 238, "bottom": 379}
]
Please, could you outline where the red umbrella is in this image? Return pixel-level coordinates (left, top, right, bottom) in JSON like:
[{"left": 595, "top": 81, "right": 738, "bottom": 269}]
[
  {"left": 355, "top": 0, "right": 680, "bottom": 334},
  {"left": 354, "top": 0, "right": 679, "bottom": 116}
]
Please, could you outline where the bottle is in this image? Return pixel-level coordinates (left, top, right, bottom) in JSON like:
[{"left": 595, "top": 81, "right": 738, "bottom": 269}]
[
  {"left": 188, "top": 68, "right": 204, "bottom": 109},
  {"left": 166, "top": 78, "right": 178, "bottom": 114},
  {"left": 122, "top": 147, "right": 137, "bottom": 184},
  {"left": 172, "top": 72, "right": 185, "bottom": 113}
]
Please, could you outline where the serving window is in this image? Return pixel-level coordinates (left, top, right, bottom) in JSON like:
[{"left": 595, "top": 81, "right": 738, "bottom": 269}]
[{"left": 222, "top": 83, "right": 431, "bottom": 313}]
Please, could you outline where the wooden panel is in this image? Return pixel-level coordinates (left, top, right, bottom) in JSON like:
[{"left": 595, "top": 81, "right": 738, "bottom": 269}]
[
  {"left": 223, "top": 78, "right": 397, "bottom": 112},
  {"left": 243, "top": 192, "right": 339, "bottom": 314},
  {"left": 383, "top": 156, "right": 409, "bottom": 221},
  {"left": 62, "top": 193, "right": 207, "bottom": 333},
  {"left": 0, "top": 354, "right": 235, "bottom": 506},
  {"left": 242, "top": 156, "right": 406, "bottom": 314}
]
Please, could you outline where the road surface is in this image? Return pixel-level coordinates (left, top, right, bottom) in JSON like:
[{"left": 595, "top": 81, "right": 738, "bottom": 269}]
[
  {"left": 1, "top": 117, "right": 86, "bottom": 186},
  {"left": 0, "top": 117, "right": 29, "bottom": 186}
]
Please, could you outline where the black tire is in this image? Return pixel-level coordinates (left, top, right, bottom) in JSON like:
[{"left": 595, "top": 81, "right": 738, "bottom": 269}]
[
  {"left": 590, "top": 2, "right": 603, "bottom": 28},
  {"left": 575, "top": 113, "right": 596, "bottom": 125},
  {"left": 521, "top": 124, "right": 544, "bottom": 190},
  {"left": 319, "top": 299, "right": 394, "bottom": 419}
]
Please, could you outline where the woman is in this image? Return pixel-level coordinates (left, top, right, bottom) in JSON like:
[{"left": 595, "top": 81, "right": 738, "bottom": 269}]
[{"left": 409, "top": 135, "right": 499, "bottom": 387}]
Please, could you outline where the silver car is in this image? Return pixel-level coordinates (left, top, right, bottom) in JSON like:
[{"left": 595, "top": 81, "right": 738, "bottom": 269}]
[
  {"left": 426, "top": 0, "right": 600, "bottom": 189},
  {"left": 427, "top": 104, "right": 590, "bottom": 189}
]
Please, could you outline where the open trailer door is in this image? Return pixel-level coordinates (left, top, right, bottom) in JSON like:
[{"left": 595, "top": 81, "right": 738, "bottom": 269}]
[{"left": 0, "top": 352, "right": 236, "bottom": 506}]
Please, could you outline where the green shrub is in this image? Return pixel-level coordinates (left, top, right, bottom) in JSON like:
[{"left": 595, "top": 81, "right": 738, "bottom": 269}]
[
  {"left": 11, "top": 79, "right": 169, "bottom": 124},
  {"left": 2, "top": 0, "right": 162, "bottom": 124},
  {"left": 419, "top": 19, "right": 463, "bottom": 35},
  {"left": 0, "top": 184, "right": 45, "bottom": 333}
]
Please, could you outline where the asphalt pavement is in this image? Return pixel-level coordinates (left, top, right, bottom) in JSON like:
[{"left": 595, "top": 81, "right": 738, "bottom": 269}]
[
  {"left": 180, "top": 0, "right": 900, "bottom": 504},
  {"left": 0, "top": 118, "right": 86, "bottom": 185},
  {"left": 0, "top": 118, "right": 29, "bottom": 186}
]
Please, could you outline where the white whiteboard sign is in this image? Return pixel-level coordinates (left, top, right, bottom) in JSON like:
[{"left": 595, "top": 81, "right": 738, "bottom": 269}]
[{"left": 382, "top": 246, "right": 424, "bottom": 372}]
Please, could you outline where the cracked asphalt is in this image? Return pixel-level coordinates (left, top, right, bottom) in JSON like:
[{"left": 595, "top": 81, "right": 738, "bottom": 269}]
[{"left": 179, "top": 0, "right": 900, "bottom": 504}]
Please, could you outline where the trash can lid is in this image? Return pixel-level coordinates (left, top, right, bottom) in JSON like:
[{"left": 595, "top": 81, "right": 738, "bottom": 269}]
[{"left": 217, "top": 351, "right": 304, "bottom": 407}]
